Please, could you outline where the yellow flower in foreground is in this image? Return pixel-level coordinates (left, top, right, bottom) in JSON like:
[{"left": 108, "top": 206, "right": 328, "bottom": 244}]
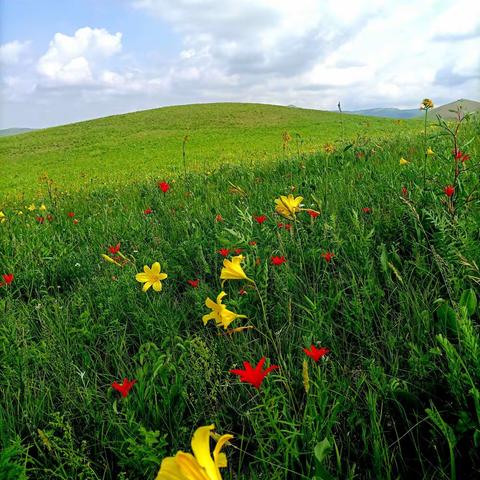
[
  {"left": 27, "top": 203, "right": 36, "bottom": 211},
  {"left": 0, "top": 211, "right": 6, "bottom": 223},
  {"left": 203, "top": 291, "right": 247, "bottom": 329},
  {"left": 39, "top": 204, "right": 47, "bottom": 211},
  {"left": 156, "top": 424, "right": 233, "bottom": 480},
  {"left": 220, "top": 255, "right": 252, "bottom": 284},
  {"left": 399, "top": 157, "right": 409, "bottom": 165},
  {"left": 135, "top": 262, "right": 167, "bottom": 292},
  {"left": 274, "top": 194, "right": 303, "bottom": 220},
  {"left": 426, "top": 147, "right": 434, "bottom": 156}
]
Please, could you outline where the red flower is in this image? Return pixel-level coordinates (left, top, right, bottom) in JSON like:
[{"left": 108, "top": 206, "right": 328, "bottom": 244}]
[
  {"left": 111, "top": 378, "right": 137, "bottom": 398},
  {"left": 109, "top": 243, "right": 121, "bottom": 254},
  {"left": 249, "top": 241, "right": 257, "bottom": 246},
  {"left": 47, "top": 214, "right": 54, "bottom": 222},
  {"left": 239, "top": 288, "right": 247, "bottom": 295},
  {"left": 187, "top": 279, "right": 199, "bottom": 288},
  {"left": 36, "top": 216, "right": 45, "bottom": 224},
  {"left": 362, "top": 207, "right": 371, "bottom": 214},
  {"left": 444, "top": 185, "right": 455, "bottom": 197},
  {"left": 73, "top": 219, "right": 79, "bottom": 224},
  {"left": 158, "top": 181, "right": 170, "bottom": 193},
  {"left": 144, "top": 208, "right": 153, "bottom": 215},
  {"left": 306, "top": 209, "right": 320, "bottom": 218},
  {"left": 304, "top": 345, "right": 330, "bottom": 362},
  {"left": 234, "top": 248, "right": 243, "bottom": 255},
  {"left": 277, "top": 222, "right": 283, "bottom": 228},
  {"left": 284, "top": 223, "right": 292, "bottom": 231},
  {"left": 321, "top": 252, "right": 335, "bottom": 263},
  {"left": 67, "top": 212, "right": 75, "bottom": 218},
  {"left": 401, "top": 186, "right": 408, "bottom": 198},
  {"left": 230, "top": 357, "right": 279, "bottom": 389},
  {"left": 254, "top": 215, "right": 267, "bottom": 224},
  {"left": 215, "top": 214, "right": 224, "bottom": 222},
  {"left": 218, "top": 248, "right": 230, "bottom": 257},
  {"left": 461, "top": 154, "right": 470, "bottom": 162},
  {"left": 1, "top": 273, "right": 14, "bottom": 286},
  {"left": 271, "top": 255, "right": 287, "bottom": 266}
]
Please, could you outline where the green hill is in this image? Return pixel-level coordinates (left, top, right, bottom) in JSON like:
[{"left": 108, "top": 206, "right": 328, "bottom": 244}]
[{"left": 0, "top": 102, "right": 421, "bottom": 199}]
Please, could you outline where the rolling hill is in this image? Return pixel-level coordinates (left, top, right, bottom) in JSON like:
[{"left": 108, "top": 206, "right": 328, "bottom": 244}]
[
  {"left": 0, "top": 102, "right": 421, "bottom": 200},
  {"left": 430, "top": 98, "right": 480, "bottom": 120}
]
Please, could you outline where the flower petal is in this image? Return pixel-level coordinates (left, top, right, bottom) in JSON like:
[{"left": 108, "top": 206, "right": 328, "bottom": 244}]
[
  {"left": 153, "top": 280, "right": 163, "bottom": 292},
  {"left": 152, "top": 262, "right": 161, "bottom": 275},
  {"left": 213, "top": 434, "right": 234, "bottom": 469},
  {"left": 191, "top": 425, "right": 219, "bottom": 480},
  {"left": 142, "top": 281, "right": 152, "bottom": 292},
  {"left": 135, "top": 273, "right": 150, "bottom": 282}
]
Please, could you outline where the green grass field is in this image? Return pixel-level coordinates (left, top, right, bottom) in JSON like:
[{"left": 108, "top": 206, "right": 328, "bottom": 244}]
[
  {"left": 1, "top": 104, "right": 479, "bottom": 479},
  {"left": 0, "top": 103, "right": 422, "bottom": 200}
]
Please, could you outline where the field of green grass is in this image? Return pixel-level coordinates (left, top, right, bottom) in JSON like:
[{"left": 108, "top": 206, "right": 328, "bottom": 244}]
[
  {"left": 1, "top": 104, "right": 479, "bottom": 479},
  {"left": 0, "top": 103, "right": 422, "bottom": 200}
]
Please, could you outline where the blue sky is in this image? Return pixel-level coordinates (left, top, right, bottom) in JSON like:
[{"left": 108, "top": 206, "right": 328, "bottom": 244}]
[{"left": 1, "top": 0, "right": 479, "bottom": 128}]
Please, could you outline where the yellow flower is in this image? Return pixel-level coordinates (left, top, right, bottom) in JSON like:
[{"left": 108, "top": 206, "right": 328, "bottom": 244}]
[
  {"left": 156, "top": 424, "right": 233, "bottom": 480},
  {"left": 39, "top": 204, "right": 47, "bottom": 211},
  {"left": 17, "top": 211, "right": 23, "bottom": 215},
  {"left": 27, "top": 203, "right": 36, "bottom": 211},
  {"left": 220, "top": 255, "right": 252, "bottom": 284},
  {"left": 426, "top": 147, "right": 434, "bottom": 156},
  {"left": 135, "top": 262, "right": 168, "bottom": 292},
  {"left": 399, "top": 157, "right": 409, "bottom": 165},
  {"left": 323, "top": 142, "right": 335, "bottom": 154},
  {"left": 203, "top": 291, "right": 247, "bottom": 330},
  {"left": 420, "top": 98, "right": 434, "bottom": 110},
  {"left": 274, "top": 194, "right": 303, "bottom": 220},
  {"left": 0, "top": 211, "right": 6, "bottom": 223}
]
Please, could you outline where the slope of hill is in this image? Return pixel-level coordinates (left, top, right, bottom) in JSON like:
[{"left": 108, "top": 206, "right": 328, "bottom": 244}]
[
  {"left": 0, "top": 127, "right": 35, "bottom": 137},
  {"left": 0, "top": 102, "right": 421, "bottom": 199},
  {"left": 347, "top": 107, "right": 421, "bottom": 119},
  {"left": 431, "top": 98, "right": 480, "bottom": 119}
]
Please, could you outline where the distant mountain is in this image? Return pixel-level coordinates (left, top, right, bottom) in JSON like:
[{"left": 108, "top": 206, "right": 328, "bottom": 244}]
[
  {"left": 346, "top": 107, "right": 421, "bottom": 119},
  {"left": 0, "top": 128, "right": 35, "bottom": 137},
  {"left": 431, "top": 99, "right": 480, "bottom": 120}
]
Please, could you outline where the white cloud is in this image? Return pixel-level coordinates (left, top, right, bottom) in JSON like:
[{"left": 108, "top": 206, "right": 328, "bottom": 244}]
[{"left": 0, "top": 40, "right": 31, "bottom": 64}]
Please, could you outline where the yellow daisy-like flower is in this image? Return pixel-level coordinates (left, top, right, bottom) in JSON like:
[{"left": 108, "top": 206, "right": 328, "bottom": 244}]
[
  {"left": 420, "top": 98, "right": 434, "bottom": 110},
  {"left": 274, "top": 194, "right": 304, "bottom": 220},
  {"left": 39, "top": 204, "right": 47, "bottom": 211},
  {"left": 156, "top": 424, "right": 233, "bottom": 480},
  {"left": 220, "top": 255, "right": 252, "bottom": 284},
  {"left": 27, "top": 203, "right": 36, "bottom": 211},
  {"left": 0, "top": 211, "right": 6, "bottom": 223},
  {"left": 399, "top": 157, "right": 409, "bottom": 165},
  {"left": 135, "top": 262, "right": 167, "bottom": 292},
  {"left": 203, "top": 291, "right": 247, "bottom": 330},
  {"left": 426, "top": 147, "right": 434, "bottom": 156}
]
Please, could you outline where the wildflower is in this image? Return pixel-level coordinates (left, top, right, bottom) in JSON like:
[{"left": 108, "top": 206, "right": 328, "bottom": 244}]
[
  {"left": 453, "top": 150, "right": 470, "bottom": 162},
  {"left": 401, "top": 186, "right": 409, "bottom": 198},
  {"left": 17, "top": 211, "right": 23, "bottom": 216},
  {"left": 254, "top": 215, "right": 267, "bottom": 224},
  {"left": 321, "top": 252, "right": 335, "bottom": 263},
  {"left": 0, "top": 211, "right": 6, "bottom": 223},
  {"left": 362, "top": 207, "right": 371, "bottom": 214},
  {"left": 135, "top": 262, "right": 168, "bottom": 292},
  {"left": 144, "top": 208, "right": 153, "bottom": 215},
  {"left": 220, "top": 255, "right": 252, "bottom": 283},
  {"left": 27, "top": 204, "right": 36, "bottom": 211},
  {"left": 188, "top": 279, "right": 200, "bottom": 288},
  {"left": 306, "top": 209, "right": 320, "bottom": 218},
  {"left": 248, "top": 241, "right": 257, "bottom": 246},
  {"left": 203, "top": 291, "right": 247, "bottom": 329},
  {"left": 36, "top": 216, "right": 45, "bottom": 224},
  {"left": 102, "top": 254, "right": 122, "bottom": 267},
  {"left": 255, "top": 258, "right": 261, "bottom": 266},
  {"left": 47, "top": 214, "right": 54, "bottom": 222},
  {"left": 284, "top": 223, "right": 292, "bottom": 231},
  {"left": 271, "top": 256, "right": 286, "bottom": 266},
  {"left": 426, "top": 147, "right": 434, "bottom": 156},
  {"left": 239, "top": 288, "right": 247, "bottom": 295},
  {"left": 158, "top": 181, "right": 170, "bottom": 193},
  {"left": 111, "top": 378, "right": 137, "bottom": 398},
  {"left": 108, "top": 243, "right": 121, "bottom": 255},
  {"left": 39, "top": 204, "right": 47, "bottom": 211},
  {"left": 68, "top": 212, "right": 75, "bottom": 218},
  {"left": 274, "top": 194, "right": 303, "bottom": 220},
  {"left": 215, "top": 214, "right": 224, "bottom": 222},
  {"left": 155, "top": 424, "right": 233, "bottom": 480},
  {"left": 1, "top": 274, "right": 14, "bottom": 286},
  {"left": 444, "top": 185, "right": 455, "bottom": 197},
  {"left": 323, "top": 143, "right": 335, "bottom": 154},
  {"left": 420, "top": 98, "right": 434, "bottom": 110},
  {"left": 218, "top": 248, "right": 230, "bottom": 257},
  {"left": 234, "top": 248, "right": 243, "bottom": 255},
  {"left": 277, "top": 222, "right": 284, "bottom": 228},
  {"left": 230, "top": 357, "right": 279, "bottom": 389},
  {"left": 73, "top": 219, "right": 79, "bottom": 224},
  {"left": 304, "top": 345, "right": 330, "bottom": 362},
  {"left": 399, "top": 157, "right": 409, "bottom": 165},
  {"left": 461, "top": 153, "right": 470, "bottom": 162}
]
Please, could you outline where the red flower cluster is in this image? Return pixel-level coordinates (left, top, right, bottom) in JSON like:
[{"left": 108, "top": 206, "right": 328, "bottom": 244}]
[
  {"left": 111, "top": 378, "right": 137, "bottom": 397},
  {"left": 215, "top": 214, "right": 224, "bottom": 222},
  {"left": 36, "top": 216, "right": 45, "bottom": 224},
  {"left": 362, "top": 207, "right": 371, "bottom": 214},
  {"left": 1, "top": 273, "right": 14, "bottom": 287},
  {"left": 187, "top": 279, "right": 200, "bottom": 288},
  {"left": 234, "top": 248, "right": 243, "bottom": 255},
  {"left": 68, "top": 212, "right": 75, "bottom": 218},
  {"left": 321, "top": 252, "right": 335, "bottom": 263},
  {"left": 249, "top": 241, "right": 257, "bottom": 246},
  {"left": 230, "top": 357, "right": 279, "bottom": 389},
  {"left": 158, "top": 181, "right": 170, "bottom": 193},
  {"left": 444, "top": 185, "right": 455, "bottom": 197},
  {"left": 254, "top": 215, "right": 267, "bottom": 224},
  {"left": 453, "top": 149, "right": 470, "bottom": 162},
  {"left": 108, "top": 243, "right": 121, "bottom": 255},
  {"left": 144, "top": 208, "right": 153, "bottom": 215},
  {"left": 271, "top": 256, "right": 287, "bottom": 266},
  {"left": 218, "top": 248, "right": 230, "bottom": 257},
  {"left": 304, "top": 345, "right": 330, "bottom": 362},
  {"left": 306, "top": 209, "right": 320, "bottom": 218},
  {"left": 277, "top": 223, "right": 292, "bottom": 230}
]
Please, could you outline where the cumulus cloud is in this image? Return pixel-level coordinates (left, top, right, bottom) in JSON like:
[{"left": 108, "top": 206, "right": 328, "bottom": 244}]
[{"left": 0, "top": 40, "right": 31, "bottom": 64}]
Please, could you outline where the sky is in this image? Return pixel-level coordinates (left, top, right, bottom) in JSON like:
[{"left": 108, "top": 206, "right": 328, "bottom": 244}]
[{"left": 0, "top": 0, "right": 479, "bottom": 129}]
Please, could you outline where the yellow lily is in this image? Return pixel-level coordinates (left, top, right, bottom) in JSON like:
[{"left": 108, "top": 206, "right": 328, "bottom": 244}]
[
  {"left": 135, "top": 262, "right": 167, "bottom": 292},
  {"left": 39, "top": 204, "right": 47, "bottom": 211},
  {"left": 0, "top": 211, "right": 6, "bottom": 223},
  {"left": 426, "top": 147, "right": 434, "bottom": 156},
  {"left": 203, "top": 291, "right": 246, "bottom": 330},
  {"left": 156, "top": 424, "right": 233, "bottom": 480},
  {"left": 27, "top": 203, "right": 36, "bottom": 211},
  {"left": 274, "top": 194, "right": 303, "bottom": 220},
  {"left": 220, "top": 255, "right": 252, "bottom": 284},
  {"left": 399, "top": 157, "right": 409, "bottom": 165}
]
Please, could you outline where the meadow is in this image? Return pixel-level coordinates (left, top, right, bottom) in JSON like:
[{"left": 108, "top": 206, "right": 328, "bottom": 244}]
[{"left": 0, "top": 103, "right": 479, "bottom": 479}]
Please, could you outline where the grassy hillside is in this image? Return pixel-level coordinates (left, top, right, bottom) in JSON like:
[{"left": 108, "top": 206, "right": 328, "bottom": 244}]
[{"left": 0, "top": 103, "right": 421, "bottom": 199}]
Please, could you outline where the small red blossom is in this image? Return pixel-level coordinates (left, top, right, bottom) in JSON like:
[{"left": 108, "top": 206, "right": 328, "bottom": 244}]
[
  {"left": 187, "top": 279, "right": 200, "bottom": 288},
  {"left": 362, "top": 207, "right": 371, "bottom": 214},
  {"left": 321, "top": 252, "right": 335, "bottom": 263},
  {"left": 144, "top": 208, "right": 153, "bottom": 215},
  {"left": 306, "top": 209, "right": 320, "bottom": 218},
  {"left": 249, "top": 241, "right": 257, "bottom": 246},
  {"left": 36, "top": 216, "right": 45, "bottom": 224},
  {"left": 218, "top": 248, "right": 230, "bottom": 257},
  {"left": 158, "top": 181, "right": 170, "bottom": 193},
  {"left": 73, "top": 219, "right": 79, "bottom": 224},
  {"left": 453, "top": 150, "right": 470, "bottom": 162},
  {"left": 230, "top": 357, "right": 279, "bottom": 389},
  {"left": 284, "top": 223, "right": 292, "bottom": 231},
  {"left": 47, "top": 214, "right": 54, "bottom": 222},
  {"left": 109, "top": 243, "right": 121, "bottom": 255},
  {"left": 68, "top": 212, "right": 75, "bottom": 218},
  {"left": 277, "top": 222, "right": 283, "bottom": 228},
  {"left": 444, "top": 185, "right": 455, "bottom": 197},
  {"left": 1, "top": 273, "right": 14, "bottom": 286},
  {"left": 304, "top": 345, "right": 330, "bottom": 362},
  {"left": 254, "top": 215, "right": 267, "bottom": 224},
  {"left": 234, "top": 248, "right": 243, "bottom": 255},
  {"left": 215, "top": 214, "right": 224, "bottom": 222},
  {"left": 239, "top": 288, "right": 247, "bottom": 295},
  {"left": 401, "top": 186, "right": 409, "bottom": 198},
  {"left": 271, "top": 255, "right": 287, "bottom": 266},
  {"left": 111, "top": 378, "right": 137, "bottom": 398}
]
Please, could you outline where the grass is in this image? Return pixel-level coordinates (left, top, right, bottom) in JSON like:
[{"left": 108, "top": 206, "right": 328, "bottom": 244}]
[
  {"left": 0, "top": 105, "right": 479, "bottom": 479},
  {"left": 0, "top": 102, "right": 422, "bottom": 199}
]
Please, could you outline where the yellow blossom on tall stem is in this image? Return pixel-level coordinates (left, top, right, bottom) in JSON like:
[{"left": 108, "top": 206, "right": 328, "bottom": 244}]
[
  {"left": 203, "top": 291, "right": 246, "bottom": 329},
  {"left": 135, "top": 262, "right": 167, "bottom": 292},
  {"left": 274, "top": 194, "right": 304, "bottom": 220},
  {"left": 220, "top": 255, "right": 252, "bottom": 285},
  {"left": 156, "top": 424, "right": 233, "bottom": 480}
]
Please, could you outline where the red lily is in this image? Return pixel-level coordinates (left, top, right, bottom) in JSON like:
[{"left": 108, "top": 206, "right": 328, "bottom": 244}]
[
  {"left": 321, "top": 252, "right": 335, "bottom": 263},
  {"left": 239, "top": 288, "right": 247, "bottom": 295},
  {"left": 230, "top": 357, "right": 279, "bottom": 389},
  {"left": 68, "top": 212, "right": 75, "bottom": 218},
  {"left": 306, "top": 209, "right": 320, "bottom": 218},
  {"left": 234, "top": 248, "right": 243, "bottom": 255},
  {"left": 109, "top": 243, "right": 121, "bottom": 254},
  {"left": 401, "top": 186, "right": 408, "bottom": 198},
  {"left": 215, "top": 214, "right": 224, "bottom": 222},
  {"left": 36, "top": 216, "right": 45, "bottom": 224},
  {"left": 187, "top": 279, "right": 199, "bottom": 288},
  {"left": 218, "top": 248, "right": 230, "bottom": 257},
  {"left": 277, "top": 222, "right": 283, "bottom": 228},
  {"left": 444, "top": 185, "right": 455, "bottom": 197},
  {"left": 249, "top": 241, "right": 257, "bottom": 246},
  {"left": 304, "top": 345, "right": 330, "bottom": 362},
  {"left": 254, "top": 215, "right": 267, "bottom": 224},
  {"left": 144, "top": 208, "right": 153, "bottom": 215},
  {"left": 284, "top": 223, "right": 292, "bottom": 231},
  {"left": 158, "top": 181, "right": 170, "bottom": 193},
  {"left": 271, "top": 255, "right": 287, "bottom": 266},
  {"left": 73, "top": 219, "right": 79, "bottom": 224},
  {"left": 111, "top": 378, "right": 137, "bottom": 397},
  {"left": 362, "top": 207, "right": 371, "bottom": 214},
  {"left": 1, "top": 273, "right": 14, "bottom": 286}
]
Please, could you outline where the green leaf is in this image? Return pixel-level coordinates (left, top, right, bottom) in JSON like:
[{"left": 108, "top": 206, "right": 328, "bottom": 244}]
[
  {"left": 314, "top": 437, "right": 332, "bottom": 464},
  {"left": 459, "top": 289, "right": 477, "bottom": 317},
  {"left": 436, "top": 301, "right": 458, "bottom": 333}
]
